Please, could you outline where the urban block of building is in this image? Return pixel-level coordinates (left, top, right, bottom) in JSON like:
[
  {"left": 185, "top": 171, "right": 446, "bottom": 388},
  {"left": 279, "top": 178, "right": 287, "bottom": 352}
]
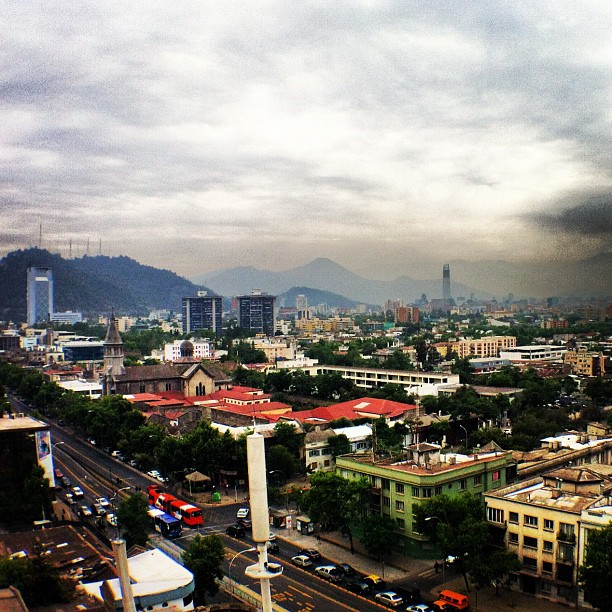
[
  {"left": 485, "top": 464, "right": 612, "bottom": 607},
  {"left": 182, "top": 292, "right": 223, "bottom": 335},
  {"left": 336, "top": 442, "right": 516, "bottom": 546}
]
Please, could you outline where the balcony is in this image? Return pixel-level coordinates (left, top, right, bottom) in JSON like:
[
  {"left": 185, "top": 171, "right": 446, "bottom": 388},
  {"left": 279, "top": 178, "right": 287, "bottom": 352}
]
[{"left": 556, "top": 531, "right": 576, "bottom": 544}]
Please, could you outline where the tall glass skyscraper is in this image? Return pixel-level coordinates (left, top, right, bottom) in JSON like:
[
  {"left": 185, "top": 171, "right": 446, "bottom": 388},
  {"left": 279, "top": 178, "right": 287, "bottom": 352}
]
[
  {"left": 27, "top": 267, "right": 54, "bottom": 325},
  {"left": 237, "top": 291, "right": 276, "bottom": 336},
  {"left": 182, "top": 292, "right": 223, "bottom": 334}
]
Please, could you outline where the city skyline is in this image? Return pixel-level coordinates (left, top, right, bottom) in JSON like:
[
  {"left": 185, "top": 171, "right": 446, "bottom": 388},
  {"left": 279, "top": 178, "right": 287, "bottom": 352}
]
[{"left": 1, "top": 2, "right": 611, "bottom": 283}]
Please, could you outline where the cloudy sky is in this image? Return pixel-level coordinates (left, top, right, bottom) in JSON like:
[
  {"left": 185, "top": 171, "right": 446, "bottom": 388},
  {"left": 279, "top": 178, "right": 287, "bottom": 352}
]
[{"left": 1, "top": 1, "right": 611, "bottom": 281}]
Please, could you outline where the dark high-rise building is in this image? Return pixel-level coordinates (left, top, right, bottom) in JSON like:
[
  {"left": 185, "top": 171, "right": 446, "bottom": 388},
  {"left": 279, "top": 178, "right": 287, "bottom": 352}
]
[
  {"left": 182, "top": 292, "right": 223, "bottom": 334},
  {"left": 442, "top": 264, "right": 451, "bottom": 302},
  {"left": 27, "top": 267, "right": 53, "bottom": 325},
  {"left": 237, "top": 291, "right": 276, "bottom": 336}
]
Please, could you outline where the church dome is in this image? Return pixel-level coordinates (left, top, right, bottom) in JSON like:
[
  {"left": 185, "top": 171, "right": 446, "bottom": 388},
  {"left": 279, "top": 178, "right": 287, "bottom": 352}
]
[{"left": 180, "top": 340, "right": 194, "bottom": 357}]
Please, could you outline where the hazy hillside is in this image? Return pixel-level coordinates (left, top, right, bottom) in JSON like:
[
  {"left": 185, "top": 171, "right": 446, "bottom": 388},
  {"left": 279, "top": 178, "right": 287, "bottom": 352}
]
[
  {"left": 278, "top": 286, "right": 372, "bottom": 310},
  {"left": 0, "top": 249, "right": 211, "bottom": 321},
  {"left": 194, "top": 253, "right": 612, "bottom": 302},
  {"left": 194, "top": 257, "right": 488, "bottom": 304}
]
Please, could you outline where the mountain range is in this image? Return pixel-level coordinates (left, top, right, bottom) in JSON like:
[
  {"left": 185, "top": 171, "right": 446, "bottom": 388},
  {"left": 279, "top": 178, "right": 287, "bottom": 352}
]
[{"left": 194, "top": 253, "right": 612, "bottom": 303}]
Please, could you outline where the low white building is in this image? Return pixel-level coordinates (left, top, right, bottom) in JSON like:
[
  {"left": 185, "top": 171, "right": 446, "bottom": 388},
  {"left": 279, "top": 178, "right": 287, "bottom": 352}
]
[
  {"left": 82, "top": 548, "right": 195, "bottom": 611},
  {"left": 58, "top": 379, "right": 103, "bottom": 398},
  {"left": 164, "top": 339, "right": 215, "bottom": 362},
  {"left": 499, "top": 345, "right": 567, "bottom": 363}
]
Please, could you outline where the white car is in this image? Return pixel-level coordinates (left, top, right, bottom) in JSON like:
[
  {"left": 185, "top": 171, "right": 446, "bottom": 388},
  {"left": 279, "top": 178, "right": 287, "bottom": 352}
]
[
  {"left": 236, "top": 507, "right": 250, "bottom": 519},
  {"left": 71, "top": 486, "right": 84, "bottom": 499},
  {"left": 147, "top": 470, "right": 161, "bottom": 479},
  {"left": 291, "top": 555, "right": 312, "bottom": 568},
  {"left": 268, "top": 532, "right": 277, "bottom": 542},
  {"left": 407, "top": 606, "right": 435, "bottom": 612},
  {"left": 96, "top": 497, "right": 110, "bottom": 508},
  {"left": 106, "top": 513, "right": 118, "bottom": 527},
  {"left": 314, "top": 565, "right": 342, "bottom": 583},
  {"left": 374, "top": 592, "right": 404, "bottom": 608}
]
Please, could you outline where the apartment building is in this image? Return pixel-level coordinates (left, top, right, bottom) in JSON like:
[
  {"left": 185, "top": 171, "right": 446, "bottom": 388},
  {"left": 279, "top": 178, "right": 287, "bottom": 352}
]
[
  {"left": 298, "top": 364, "right": 459, "bottom": 396},
  {"left": 563, "top": 348, "right": 606, "bottom": 377},
  {"left": 237, "top": 291, "right": 276, "bottom": 336},
  {"left": 435, "top": 336, "right": 517, "bottom": 359},
  {"left": 485, "top": 465, "right": 612, "bottom": 607},
  {"left": 499, "top": 345, "right": 567, "bottom": 363},
  {"left": 337, "top": 443, "right": 516, "bottom": 549}
]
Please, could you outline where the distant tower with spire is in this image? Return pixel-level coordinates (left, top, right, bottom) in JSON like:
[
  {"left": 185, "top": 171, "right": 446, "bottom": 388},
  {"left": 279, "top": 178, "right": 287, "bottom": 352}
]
[
  {"left": 442, "top": 264, "right": 452, "bottom": 303},
  {"left": 103, "top": 311, "right": 125, "bottom": 395}
]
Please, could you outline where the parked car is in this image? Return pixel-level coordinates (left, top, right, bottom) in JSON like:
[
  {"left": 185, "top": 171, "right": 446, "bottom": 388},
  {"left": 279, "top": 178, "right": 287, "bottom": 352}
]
[
  {"left": 91, "top": 503, "right": 106, "bottom": 516},
  {"left": 71, "top": 486, "right": 84, "bottom": 499},
  {"left": 394, "top": 584, "right": 422, "bottom": 605},
  {"left": 363, "top": 574, "right": 386, "bottom": 589},
  {"left": 236, "top": 507, "right": 250, "bottom": 519},
  {"left": 338, "top": 563, "right": 355, "bottom": 576},
  {"left": 346, "top": 579, "right": 373, "bottom": 595},
  {"left": 96, "top": 497, "right": 110, "bottom": 509},
  {"left": 225, "top": 524, "right": 246, "bottom": 538},
  {"left": 79, "top": 505, "right": 92, "bottom": 518},
  {"left": 106, "top": 513, "right": 118, "bottom": 527},
  {"left": 64, "top": 493, "right": 75, "bottom": 505},
  {"left": 266, "top": 541, "right": 279, "bottom": 554},
  {"left": 374, "top": 591, "right": 404, "bottom": 608},
  {"left": 147, "top": 469, "right": 161, "bottom": 478},
  {"left": 155, "top": 474, "right": 168, "bottom": 483},
  {"left": 291, "top": 555, "right": 313, "bottom": 568},
  {"left": 407, "top": 605, "right": 436, "bottom": 612},
  {"left": 314, "top": 565, "right": 342, "bottom": 583},
  {"left": 268, "top": 532, "right": 277, "bottom": 541},
  {"left": 128, "top": 459, "right": 139, "bottom": 467},
  {"left": 236, "top": 518, "right": 252, "bottom": 530},
  {"left": 298, "top": 548, "right": 321, "bottom": 561},
  {"left": 60, "top": 476, "right": 71, "bottom": 488}
]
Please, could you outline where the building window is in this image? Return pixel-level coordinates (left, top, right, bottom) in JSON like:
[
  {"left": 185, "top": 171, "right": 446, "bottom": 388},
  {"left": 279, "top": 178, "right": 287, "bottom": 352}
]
[
  {"left": 412, "top": 487, "right": 420, "bottom": 497},
  {"left": 524, "top": 515, "right": 538, "bottom": 527},
  {"left": 395, "top": 483, "right": 405, "bottom": 494},
  {"left": 523, "top": 536, "right": 538, "bottom": 549},
  {"left": 474, "top": 474, "right": 482, "bottom": 486},
  {"left": 383, "top": 496, "right": 390, "bottom": 508},
  {"left": 544, "top": 519, "right": 554, "bottom": 531},
  {"left": 508, "top": 532, "right": 518, "bottom": 544},
  {"left": 422, "top": 488, "right": 432, "bottom": 498},
  {"left": 488, "top": 507, "right": 504, "bottom": 523},
  {"left": 434, "top": 486, "right": 442, "bottom": 496},
  {"left": 543, "top": 540, "right": 553, "bottom": 553},
  {"left": 165, "top": 382, "right": 172, "bottom": 391},
  {"left": 509, "top": 512, "right": 519, "bottom": 524},
  {"left": 523, "top": 557, "right": 537, "bottom": 571},
  {"left": 492, "top": 470, "right": 500, "bottom": 481},
  {"left": 396, "top": 517, "right": 405, "bottom": 530},
  {"left": 542, "top": 561, "right": 553, "bottom": 575},
  {"left": 382, "top": 478, "right": 390, "bottom": 490},
  {"left": 323, "top": 460, "right": 330, "bottom": 467},
  {"left": 396, "top": 500, "right": 405, "bottom": 512},
  {"left": 139, "top": 384, "right": 146, "bottom": 393},
  {"left": 459, "top": 478, "right": 467, "bottom": 490},
  {"left": 308, "top": 450, "right": 320, "bottom": 457}
]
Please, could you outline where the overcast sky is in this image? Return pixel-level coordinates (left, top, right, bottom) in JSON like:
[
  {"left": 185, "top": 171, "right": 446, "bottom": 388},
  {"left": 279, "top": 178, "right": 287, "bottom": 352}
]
[{"left": 1, "top": 1, "right": 611, "bottom": 281}]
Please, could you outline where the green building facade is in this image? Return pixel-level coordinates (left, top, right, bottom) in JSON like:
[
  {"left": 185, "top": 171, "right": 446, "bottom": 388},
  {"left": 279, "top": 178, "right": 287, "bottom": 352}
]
[{"left": 336, "top": 442, "right": 517, "bottom": 547}]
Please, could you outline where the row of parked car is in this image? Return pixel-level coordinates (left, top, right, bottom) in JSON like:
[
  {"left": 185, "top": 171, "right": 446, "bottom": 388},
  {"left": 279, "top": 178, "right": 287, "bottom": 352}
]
[{"left": 288, "top": 549, "right": 449, "bottom": 610}]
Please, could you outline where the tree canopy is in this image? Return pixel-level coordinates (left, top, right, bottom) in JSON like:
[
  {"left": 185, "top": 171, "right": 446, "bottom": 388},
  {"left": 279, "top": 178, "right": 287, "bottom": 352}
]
[
  {"left": 182, "top": 534, "right": 225, "bottom": 605},
  {"left": 579, "top": 522, "right": 612, "bottom": 610},
  {"left": 116, "top": 493, "right": 149, "bottom": 548}
]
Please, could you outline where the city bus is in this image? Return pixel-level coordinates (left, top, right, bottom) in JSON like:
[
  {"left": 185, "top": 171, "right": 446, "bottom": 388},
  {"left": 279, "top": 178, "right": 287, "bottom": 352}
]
[
  {"left": 147, "top": 484, "right": 203, "bottom": 528},
  {"left": 147, "top": 506, "right": 182, "bottom": 539}
]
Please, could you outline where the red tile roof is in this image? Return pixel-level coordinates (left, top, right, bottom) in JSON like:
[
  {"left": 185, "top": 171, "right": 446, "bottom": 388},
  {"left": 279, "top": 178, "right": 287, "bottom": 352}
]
[{"left": 292, "top": 397, "right": 416, "bottom": 424}]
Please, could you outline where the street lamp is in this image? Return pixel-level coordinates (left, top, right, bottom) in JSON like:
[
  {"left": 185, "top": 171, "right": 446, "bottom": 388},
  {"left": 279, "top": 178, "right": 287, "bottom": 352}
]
[
  {"left": 110, "top": 487, "right": 131, "bottom": 538},
  {"left": 228, "top": 547, "right": 256, "bottom": 603},
  {"left": 425, "top": 516, "right": 446, "bottom": 585}
]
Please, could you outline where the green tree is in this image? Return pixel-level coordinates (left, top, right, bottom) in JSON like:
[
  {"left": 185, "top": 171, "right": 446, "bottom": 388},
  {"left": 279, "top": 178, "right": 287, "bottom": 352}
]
[
  {"left": 414, "top": 493, "right": 519, "bottom": 592},
  {"left": 116, "top": 493, "right": 149, "bottom": 548},
  {"left": 267, "top": 445, "right": 299, "bottom": 479},
  {"left": 182, "top": 534, "right": 225, "bottom": 605},
  {"left": 360, "top": 513, "right": 397, "bottom": 561},
  {"left": 303, "top": 472, "right": 369, "bottom": 553},
  {"left": 328, "top": 433, "right": 351, "bottom": 458},
  {"left": 579, "top": 522, "right": 612, "bottom": 610},
  {"left": 273, "top": 421, "right": 302, "bottom": 458}
]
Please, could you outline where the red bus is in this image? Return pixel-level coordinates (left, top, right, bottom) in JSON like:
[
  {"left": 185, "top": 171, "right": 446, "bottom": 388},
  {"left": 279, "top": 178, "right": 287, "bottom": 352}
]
[{"left": 147, "top": 485, "right": 203, "bottom": 527}]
